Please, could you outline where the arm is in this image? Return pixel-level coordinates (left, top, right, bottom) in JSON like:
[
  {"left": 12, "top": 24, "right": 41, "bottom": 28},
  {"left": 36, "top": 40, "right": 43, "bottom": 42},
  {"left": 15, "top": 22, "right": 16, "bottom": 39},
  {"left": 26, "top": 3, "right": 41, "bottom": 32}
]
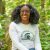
[
  {"left": 9, "top": 22, "right": 28, "bottom": 50},
  {"left": 35, "top": 25, "right": 42, "bottom": 50}
]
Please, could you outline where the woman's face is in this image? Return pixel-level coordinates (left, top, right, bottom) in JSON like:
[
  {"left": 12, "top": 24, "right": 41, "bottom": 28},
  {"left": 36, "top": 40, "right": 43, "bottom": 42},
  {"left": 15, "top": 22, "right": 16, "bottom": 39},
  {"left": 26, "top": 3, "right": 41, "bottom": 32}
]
[{"left": 20, "top": 5, "right": 30, "bottom": 22}]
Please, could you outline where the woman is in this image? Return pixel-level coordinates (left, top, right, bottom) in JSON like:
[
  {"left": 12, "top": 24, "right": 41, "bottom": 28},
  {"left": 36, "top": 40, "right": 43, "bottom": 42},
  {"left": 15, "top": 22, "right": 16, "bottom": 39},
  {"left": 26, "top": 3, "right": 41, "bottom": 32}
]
[{"left": 9, "top": 4, "right": 42, "bottom": 50}]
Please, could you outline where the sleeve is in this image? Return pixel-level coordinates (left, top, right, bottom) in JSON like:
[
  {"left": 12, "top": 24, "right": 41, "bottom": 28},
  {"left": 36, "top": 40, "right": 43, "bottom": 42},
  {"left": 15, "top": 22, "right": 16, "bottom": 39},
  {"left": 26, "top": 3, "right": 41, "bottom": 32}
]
[
  {"left": 34, "top": 25, "right": 42, "bottom": 50},
  {"left": 9, "top": 22, "right": 28, "bottom": 50}
]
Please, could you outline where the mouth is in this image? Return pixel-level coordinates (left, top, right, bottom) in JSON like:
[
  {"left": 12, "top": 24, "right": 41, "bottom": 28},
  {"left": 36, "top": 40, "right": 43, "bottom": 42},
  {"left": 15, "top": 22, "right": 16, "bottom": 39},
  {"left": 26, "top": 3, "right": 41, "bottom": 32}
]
[
  {"left": 22, "top": 16, "right": 29, "bottom": 20},
  {"left": 23, "top": 16, "right": 27, "bottom": 17}
]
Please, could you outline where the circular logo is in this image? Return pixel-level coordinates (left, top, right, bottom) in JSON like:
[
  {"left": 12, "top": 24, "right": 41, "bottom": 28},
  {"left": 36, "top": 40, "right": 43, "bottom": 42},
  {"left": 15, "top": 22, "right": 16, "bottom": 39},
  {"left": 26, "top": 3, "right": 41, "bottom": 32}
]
[{"left": 21, "top": 31, "right": 35, "bottom": 41}]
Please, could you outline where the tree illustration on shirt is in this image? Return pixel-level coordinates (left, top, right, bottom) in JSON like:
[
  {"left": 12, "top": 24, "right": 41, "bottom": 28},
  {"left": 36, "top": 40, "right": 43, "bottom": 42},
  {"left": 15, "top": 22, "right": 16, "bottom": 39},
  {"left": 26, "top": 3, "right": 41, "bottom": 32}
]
[{"left": 21, "top": 31, "right": 35, "bottom": 41}]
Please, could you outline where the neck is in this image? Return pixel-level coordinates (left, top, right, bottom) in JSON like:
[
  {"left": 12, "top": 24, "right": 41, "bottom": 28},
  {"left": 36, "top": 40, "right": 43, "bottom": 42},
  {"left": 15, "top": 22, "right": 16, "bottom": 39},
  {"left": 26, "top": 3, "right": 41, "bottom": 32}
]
[{"left": 21, "top": 20, "right": 29, "bottom": 24}]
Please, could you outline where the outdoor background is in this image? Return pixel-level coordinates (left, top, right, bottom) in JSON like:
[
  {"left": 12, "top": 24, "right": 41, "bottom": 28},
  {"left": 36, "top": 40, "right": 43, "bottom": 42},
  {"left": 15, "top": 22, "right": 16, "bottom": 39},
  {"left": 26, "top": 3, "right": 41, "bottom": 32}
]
[{"left": 0, "top": 0, "right": 50, "bottom": 50}]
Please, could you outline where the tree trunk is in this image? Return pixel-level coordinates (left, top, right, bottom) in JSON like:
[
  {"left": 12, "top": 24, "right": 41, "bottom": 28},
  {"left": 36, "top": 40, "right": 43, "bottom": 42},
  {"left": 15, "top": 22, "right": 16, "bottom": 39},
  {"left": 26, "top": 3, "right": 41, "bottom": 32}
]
[
  {"left": 41, "top": 0, "right": 46, "bottom": 22},
  {"left": 0, "top": 0, "right": 5, "bottom": 14}
]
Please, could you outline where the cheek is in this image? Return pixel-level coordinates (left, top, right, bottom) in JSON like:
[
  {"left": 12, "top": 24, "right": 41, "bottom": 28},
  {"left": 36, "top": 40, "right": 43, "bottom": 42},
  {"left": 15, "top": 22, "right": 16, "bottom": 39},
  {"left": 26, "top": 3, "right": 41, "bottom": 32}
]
[
  {"left": 20, "top": 12, "right": 22, "bottom": 17},
  {"left": 20, "top": 12, "right": 30, "bottom": 19},
  {"left": 28, "top": 13, "right": 30, "bottom": 16}
]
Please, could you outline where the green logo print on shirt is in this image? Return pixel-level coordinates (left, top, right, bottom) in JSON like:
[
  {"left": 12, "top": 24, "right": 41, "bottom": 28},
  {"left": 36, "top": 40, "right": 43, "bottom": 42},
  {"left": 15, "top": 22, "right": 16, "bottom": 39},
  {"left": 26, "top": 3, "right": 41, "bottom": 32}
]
[{"left": 21, "top": 31, "right": 35, "bottom": 41}]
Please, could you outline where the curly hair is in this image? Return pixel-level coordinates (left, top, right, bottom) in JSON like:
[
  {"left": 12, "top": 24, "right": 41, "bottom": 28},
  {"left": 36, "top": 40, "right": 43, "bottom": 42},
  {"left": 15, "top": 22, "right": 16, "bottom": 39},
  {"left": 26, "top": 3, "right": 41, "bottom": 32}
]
[{"left": 11, "top": 4, "right": 40, "bottom": 24}]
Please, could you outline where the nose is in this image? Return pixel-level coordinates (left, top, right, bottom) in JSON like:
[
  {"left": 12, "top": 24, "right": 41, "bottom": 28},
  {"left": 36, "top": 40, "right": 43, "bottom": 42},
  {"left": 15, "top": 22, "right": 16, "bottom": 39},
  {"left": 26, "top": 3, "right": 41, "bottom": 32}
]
[{"left": 23, "top": 11, "right": 27, "bottom": 15}]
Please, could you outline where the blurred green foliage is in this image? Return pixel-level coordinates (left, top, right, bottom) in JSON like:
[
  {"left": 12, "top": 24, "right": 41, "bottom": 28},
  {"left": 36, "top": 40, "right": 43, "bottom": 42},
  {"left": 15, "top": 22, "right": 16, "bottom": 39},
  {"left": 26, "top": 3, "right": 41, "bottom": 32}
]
[{"left": 0, "top": 0, "right": 50, "bottom": 50}]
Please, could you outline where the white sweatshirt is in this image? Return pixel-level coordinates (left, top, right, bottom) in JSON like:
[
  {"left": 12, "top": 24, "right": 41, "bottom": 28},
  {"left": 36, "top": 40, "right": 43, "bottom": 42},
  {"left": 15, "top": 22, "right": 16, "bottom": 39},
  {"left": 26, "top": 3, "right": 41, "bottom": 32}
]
[{"left": 9, "top": 22, "right": 42, "bottom": 50}]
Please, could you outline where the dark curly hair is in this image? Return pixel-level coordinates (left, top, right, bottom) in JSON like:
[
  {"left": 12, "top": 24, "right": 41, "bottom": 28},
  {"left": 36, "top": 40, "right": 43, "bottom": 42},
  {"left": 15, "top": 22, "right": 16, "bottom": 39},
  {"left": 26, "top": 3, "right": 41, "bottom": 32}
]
[{"left": 11, "top": 4, "right": 40, "bottom": 24}]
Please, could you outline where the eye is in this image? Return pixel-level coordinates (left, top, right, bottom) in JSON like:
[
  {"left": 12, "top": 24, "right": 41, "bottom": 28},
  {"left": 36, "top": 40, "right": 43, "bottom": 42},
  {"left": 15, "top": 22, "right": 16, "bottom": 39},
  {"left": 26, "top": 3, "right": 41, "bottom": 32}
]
[{"left": 21, "top": 10, "right": 30, "bottom": 13}]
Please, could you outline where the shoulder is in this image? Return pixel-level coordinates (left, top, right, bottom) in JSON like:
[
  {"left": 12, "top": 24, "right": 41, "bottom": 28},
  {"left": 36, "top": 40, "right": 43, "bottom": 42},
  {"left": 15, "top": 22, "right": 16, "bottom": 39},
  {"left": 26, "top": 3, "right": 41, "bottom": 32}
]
[
  {"left": 32, "top": 24, "right": 39, "bottom": 29},
  {"left": 9, "top": 22, "right": 21, "bottom": 30},
  {"left": 9, "top": 22, "right": 18, "bottom": 29},
  {"left": 32, "top": 24, "right": 39, "bottom": 32},
  {"left": 9, "top": 22, "right": 18, "bottom": 27}
]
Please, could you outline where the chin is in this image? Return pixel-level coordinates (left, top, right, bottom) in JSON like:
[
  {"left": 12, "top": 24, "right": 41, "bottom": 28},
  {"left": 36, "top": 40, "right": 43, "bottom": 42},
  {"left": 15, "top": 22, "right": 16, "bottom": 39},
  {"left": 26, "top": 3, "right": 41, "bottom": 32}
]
[{"left": 23, "top": 17, "right": 29, "bottom": 19}]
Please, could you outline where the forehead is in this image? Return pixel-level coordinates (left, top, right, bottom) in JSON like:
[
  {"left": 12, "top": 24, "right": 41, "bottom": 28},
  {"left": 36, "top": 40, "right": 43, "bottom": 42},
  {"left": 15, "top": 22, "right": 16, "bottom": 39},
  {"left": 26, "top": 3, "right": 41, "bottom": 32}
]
[{"left": 21, "top": 6, "right": 30, "bottom": 10}]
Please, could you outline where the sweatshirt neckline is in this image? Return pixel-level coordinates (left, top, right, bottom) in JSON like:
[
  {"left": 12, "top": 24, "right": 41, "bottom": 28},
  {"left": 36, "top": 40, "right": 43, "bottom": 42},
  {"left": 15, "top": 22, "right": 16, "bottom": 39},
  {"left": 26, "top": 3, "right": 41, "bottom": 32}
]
[{"left": 19, "top": 23, "right": 31, "bottom": 26}]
